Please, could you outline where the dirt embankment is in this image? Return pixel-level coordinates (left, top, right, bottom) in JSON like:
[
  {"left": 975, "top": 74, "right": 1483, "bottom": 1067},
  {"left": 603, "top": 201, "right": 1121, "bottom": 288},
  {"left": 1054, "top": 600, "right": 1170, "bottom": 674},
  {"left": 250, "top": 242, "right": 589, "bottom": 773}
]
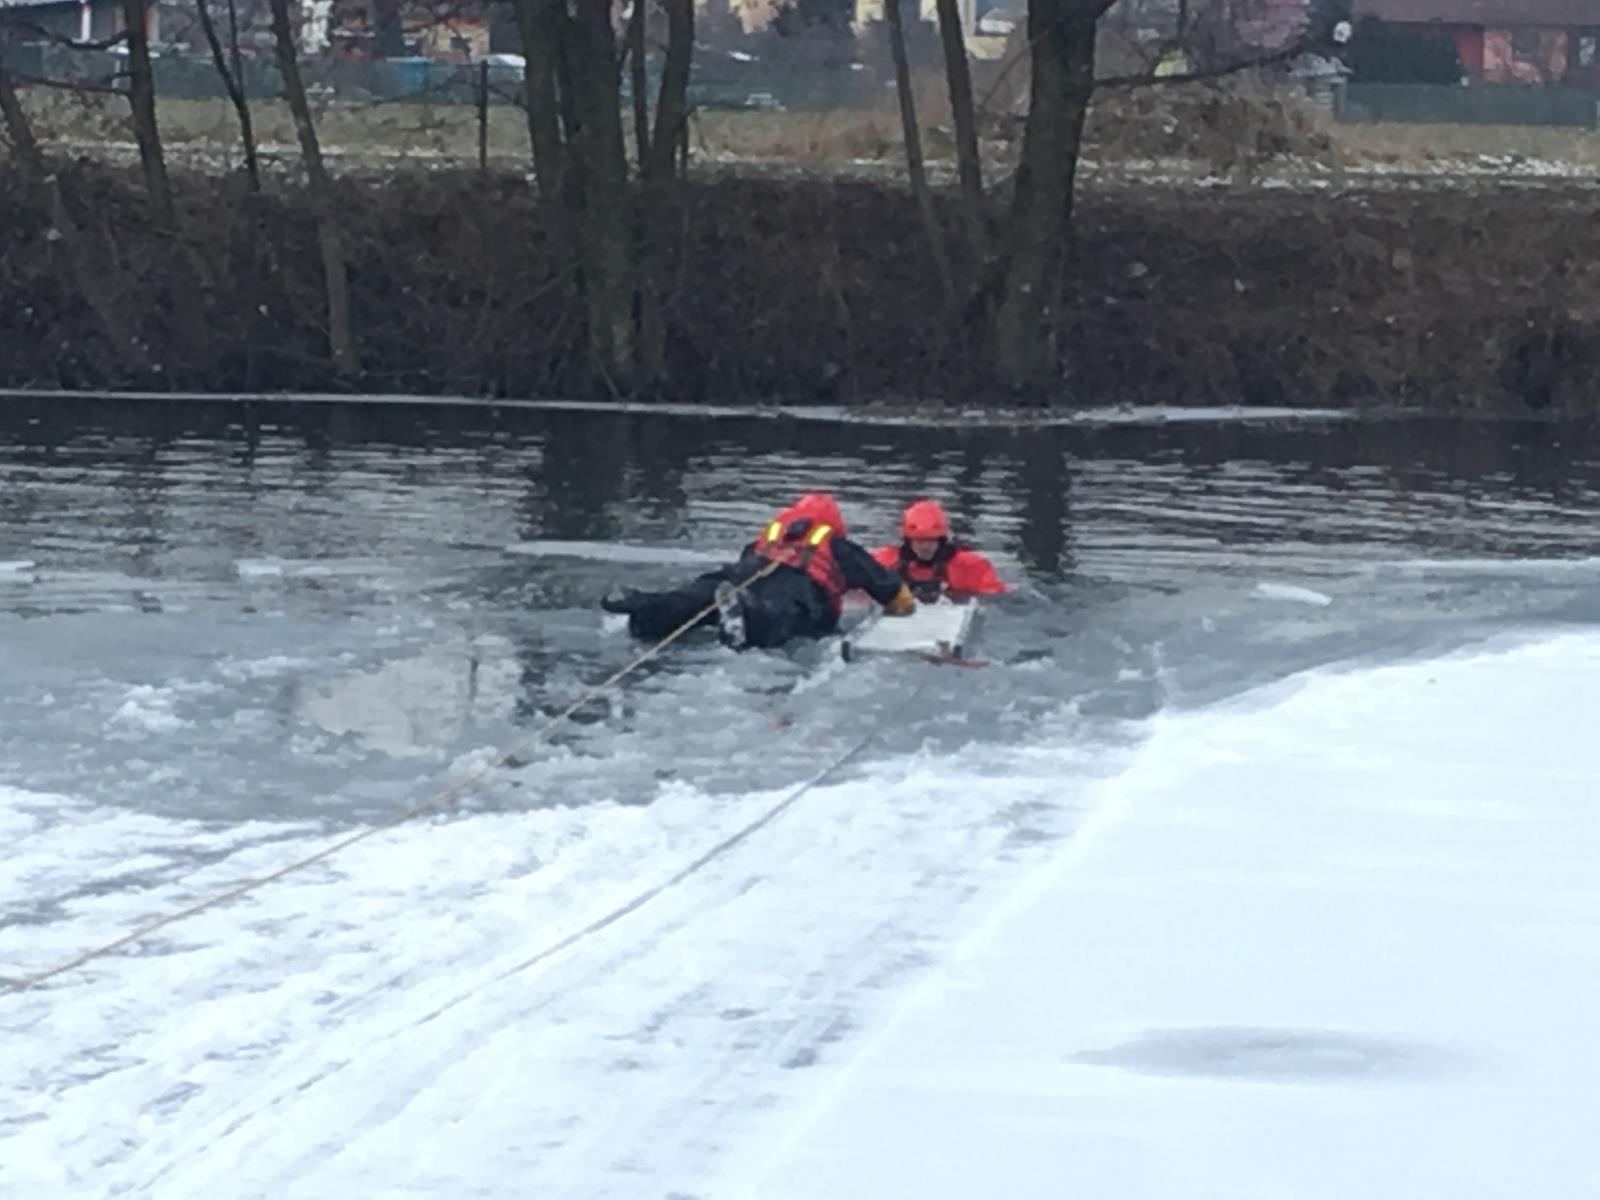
[{"left": 0, "top": 162, "right": 1595, "bottom": 411}]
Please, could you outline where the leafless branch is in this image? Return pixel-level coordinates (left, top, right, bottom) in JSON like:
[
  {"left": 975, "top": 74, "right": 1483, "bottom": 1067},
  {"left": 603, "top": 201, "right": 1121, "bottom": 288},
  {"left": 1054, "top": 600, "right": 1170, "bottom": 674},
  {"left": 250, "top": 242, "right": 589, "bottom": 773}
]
[
  {"left": 195, "top": 0, "right": 261, "bottom": 188},
  {"left": 980, "top": 9, "right": 1334, "bottom": 121},
  {"left": 1097, "top": 27, "right": 1333, "bottom": 90}
]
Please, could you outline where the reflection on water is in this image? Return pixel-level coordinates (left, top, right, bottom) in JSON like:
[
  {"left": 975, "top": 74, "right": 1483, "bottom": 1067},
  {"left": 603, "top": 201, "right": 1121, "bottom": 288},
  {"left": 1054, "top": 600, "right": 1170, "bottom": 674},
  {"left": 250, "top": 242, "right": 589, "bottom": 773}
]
[
  {"left": 4, "top": 396, "right": 1600, "bottom": 822},
  {"left": 4, "top": 397, "right": 1600, "bottom": 584}
]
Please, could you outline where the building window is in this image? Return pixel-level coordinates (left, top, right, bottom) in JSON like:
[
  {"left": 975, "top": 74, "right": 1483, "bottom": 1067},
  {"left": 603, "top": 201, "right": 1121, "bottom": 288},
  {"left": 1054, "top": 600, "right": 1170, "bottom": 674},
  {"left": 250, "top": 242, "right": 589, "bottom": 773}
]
[{"left": 1580, "top": 34, "right": 1597, "bottom": 67}]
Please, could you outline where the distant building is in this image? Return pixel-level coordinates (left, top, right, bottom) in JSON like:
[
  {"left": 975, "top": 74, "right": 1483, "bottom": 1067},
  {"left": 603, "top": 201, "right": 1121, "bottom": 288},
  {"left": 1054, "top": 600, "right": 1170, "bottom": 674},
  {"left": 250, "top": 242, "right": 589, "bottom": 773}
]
[
  {"left": 0, "top": 0, "right": 137, "bottom": 44},
  {"left": 856, "top": 0, "right": 976, "bottom": 31},
  {"left": 326, "top": 0, "right": 489, "bottom": 61},
  {"left": 1353, "top": 0, "right": 1600, "bottom": 87},
  {"left": 0, "top": 0, "right": 328, "bottom": 54}
]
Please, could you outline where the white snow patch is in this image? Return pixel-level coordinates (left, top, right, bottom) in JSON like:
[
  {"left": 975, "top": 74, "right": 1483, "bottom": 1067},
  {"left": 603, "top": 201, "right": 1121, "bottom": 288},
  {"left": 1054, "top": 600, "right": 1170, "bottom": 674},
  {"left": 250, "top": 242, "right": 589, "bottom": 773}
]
[
  {"left": 214, "top": 654, "right": 322, "bottom": 682},
  {"left": 235, "top": 556, "right": 395, "bottom": 581},
  {"left": 505, "top": 540, "right": 728, "bottom": 566},
  {"left": 1377, "top": 555, "right": 1600, "bottom": 576},
  {"left": 729, "top": 629, "right": 1600, "bottom": 1200},
  {"left": 108, "top": 686, "right": 190, "bottom": 734},
  {"left": 1253, "top": 580, "right": 1334, "bottom": 606},
  {"left": 0, "top": 725, "right": 1121, "bottom": 1198}
]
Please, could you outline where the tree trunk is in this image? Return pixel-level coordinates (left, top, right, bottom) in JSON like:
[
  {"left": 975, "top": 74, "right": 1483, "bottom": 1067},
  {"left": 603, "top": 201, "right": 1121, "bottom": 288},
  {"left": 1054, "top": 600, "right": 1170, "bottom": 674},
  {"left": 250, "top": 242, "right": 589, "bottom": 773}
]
[
  {"left": 2, "top": 62, "right": 148, "bottom": 373},
  {"left": 993, "top": 0, "right": 1097, "bottom": 391},
  {"left": 634, "top": 0, "right": 693, "bottom": 383},
  {"left": 628, "top": 0, "right": 649, "bottom": 174},
  {"left": 884, "top": 0, "right": 955, "bottom": 310},
  {"left": 0, "top": 58, "right": 42, "bottom": 169},
  {"left": 514, "top": 0, "right": 568, "bottom": 205},
  {"left": 120, "top": 0, "right": 173, "bottom": 223},
  {"left": 372, "top": 0, "right": 404, "bottom": 56},
  {"left": 195, "top": 0, "right": 260, "bottom": 189},
  {"left": 268, "top": 0, "right": 357, "bottom": 376},
  {"left": 568, "top": 0, "right": 634, "bottom": 385},
  {"left": 933, "top": 0, "right": 986, "bottom": 276},
  {"left": 513, "top": 0, "right": 646, "bottom": 391},
  {"left": 648, "top": 0, "right": 692, "bottom": 182}
]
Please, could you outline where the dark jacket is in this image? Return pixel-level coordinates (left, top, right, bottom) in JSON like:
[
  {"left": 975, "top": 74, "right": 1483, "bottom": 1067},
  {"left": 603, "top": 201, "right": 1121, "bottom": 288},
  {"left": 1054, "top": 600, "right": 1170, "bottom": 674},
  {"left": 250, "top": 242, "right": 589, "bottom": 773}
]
[{"left": 727, "top": 533, "right": 904, "bottom": 637}]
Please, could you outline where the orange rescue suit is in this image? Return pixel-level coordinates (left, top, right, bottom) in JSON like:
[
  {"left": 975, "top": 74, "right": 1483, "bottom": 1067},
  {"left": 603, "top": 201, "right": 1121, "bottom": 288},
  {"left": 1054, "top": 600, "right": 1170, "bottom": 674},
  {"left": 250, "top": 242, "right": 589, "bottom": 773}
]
[{"left": 755, "top": 511, "right": 849, "bottom": 614}]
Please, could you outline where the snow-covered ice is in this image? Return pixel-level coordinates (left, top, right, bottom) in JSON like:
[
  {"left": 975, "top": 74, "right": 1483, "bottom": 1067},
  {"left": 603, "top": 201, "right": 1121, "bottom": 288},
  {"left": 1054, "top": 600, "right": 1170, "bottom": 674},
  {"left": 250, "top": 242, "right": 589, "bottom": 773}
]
[
  {"left": 6, "top": 631, "right": 1598, "bottom": 1197},
  {"left": 505, "top": 539, "right": 730, "bottom": 566},
  {"left": 0, "top": 730, "right": 1117, "bottom": 1198},
  {"left": 728, "top": 630, "right": 1600, "bottom": 1200},
  {"left": 1254, "top": 579, "right": 1335, "bottom": 606}
]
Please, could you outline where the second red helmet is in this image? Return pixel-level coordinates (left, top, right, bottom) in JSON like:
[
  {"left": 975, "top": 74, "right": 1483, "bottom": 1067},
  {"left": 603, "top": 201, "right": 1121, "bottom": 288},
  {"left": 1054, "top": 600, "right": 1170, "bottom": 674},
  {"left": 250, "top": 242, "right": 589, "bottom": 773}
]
[{"left": 902, "top": 499, "right": 950, "bottom": 541}]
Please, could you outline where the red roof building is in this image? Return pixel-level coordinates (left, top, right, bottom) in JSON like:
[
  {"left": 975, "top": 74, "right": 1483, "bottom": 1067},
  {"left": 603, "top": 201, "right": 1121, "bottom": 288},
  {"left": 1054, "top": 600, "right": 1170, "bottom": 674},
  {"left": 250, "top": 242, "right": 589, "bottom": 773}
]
[{"left": 1354, "top": 0, "right": 1600, "bottom": 86}]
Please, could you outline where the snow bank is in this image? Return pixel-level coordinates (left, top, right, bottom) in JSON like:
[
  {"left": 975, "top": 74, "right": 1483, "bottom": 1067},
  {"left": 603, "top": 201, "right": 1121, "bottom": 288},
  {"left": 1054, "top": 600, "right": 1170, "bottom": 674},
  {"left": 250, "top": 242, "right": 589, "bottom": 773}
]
[
  {"left": 0, "top": 726, "right": 1113, "bottom": 1197},
  {"left": 733, "top": 630, "right": 1600, "bottom": 1200}
]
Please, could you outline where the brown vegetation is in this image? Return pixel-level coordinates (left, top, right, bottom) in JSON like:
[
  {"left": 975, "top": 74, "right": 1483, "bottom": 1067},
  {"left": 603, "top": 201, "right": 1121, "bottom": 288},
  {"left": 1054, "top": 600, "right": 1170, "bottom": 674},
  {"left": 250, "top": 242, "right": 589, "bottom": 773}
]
[
  {"left": 0, "top": 164, "right": 1594, "bottom": 411},
  {"left": 1081, "top": 83, "right": 1338, "bottom": 169}
]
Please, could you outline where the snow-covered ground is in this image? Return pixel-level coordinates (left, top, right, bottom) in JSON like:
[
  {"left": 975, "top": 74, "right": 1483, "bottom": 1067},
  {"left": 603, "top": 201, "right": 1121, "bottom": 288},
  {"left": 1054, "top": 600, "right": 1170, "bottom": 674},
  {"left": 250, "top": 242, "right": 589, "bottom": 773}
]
[
  {"left": 725, "top": 630, "right": 1600, "bottom": 1200},
  {"left": 6, "top": 629, "right": 1598, "bottom": 1197},
  {"left": 0, "top": 695, "right": 1123, "bottom": 1198}
]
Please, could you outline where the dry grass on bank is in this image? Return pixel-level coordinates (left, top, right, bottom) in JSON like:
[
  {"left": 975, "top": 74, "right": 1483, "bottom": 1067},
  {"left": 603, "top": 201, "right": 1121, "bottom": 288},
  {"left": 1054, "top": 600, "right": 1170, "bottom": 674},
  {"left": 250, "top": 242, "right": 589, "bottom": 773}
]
[{"left": 11, "top": 79, "right": 1599, "bottom": 183}]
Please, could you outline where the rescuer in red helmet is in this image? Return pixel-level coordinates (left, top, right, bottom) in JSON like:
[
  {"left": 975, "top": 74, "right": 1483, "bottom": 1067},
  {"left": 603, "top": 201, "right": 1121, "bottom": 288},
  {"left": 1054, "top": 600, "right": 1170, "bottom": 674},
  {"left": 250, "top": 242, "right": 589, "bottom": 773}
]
[
  {"left": 602, "top": 491, "right": 915, "bottom": 649},
  {"left": 871, "top": 499, "right": 1008, "bottom": 602}
]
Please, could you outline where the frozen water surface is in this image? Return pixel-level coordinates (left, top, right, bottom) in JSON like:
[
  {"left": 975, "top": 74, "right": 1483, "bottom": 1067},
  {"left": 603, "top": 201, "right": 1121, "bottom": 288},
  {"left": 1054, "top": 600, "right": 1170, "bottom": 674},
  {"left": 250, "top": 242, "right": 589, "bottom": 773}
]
[{"left": 2, "top": 396, "right": 1599, "bottom": 1197}]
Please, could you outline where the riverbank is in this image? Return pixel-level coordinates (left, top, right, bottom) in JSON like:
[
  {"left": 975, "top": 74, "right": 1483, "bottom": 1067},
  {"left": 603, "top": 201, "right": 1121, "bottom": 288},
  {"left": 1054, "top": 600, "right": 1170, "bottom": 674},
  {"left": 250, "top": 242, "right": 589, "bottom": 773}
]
[{"left": 0, "top": 164, "right": 1593, "bottom": 410}]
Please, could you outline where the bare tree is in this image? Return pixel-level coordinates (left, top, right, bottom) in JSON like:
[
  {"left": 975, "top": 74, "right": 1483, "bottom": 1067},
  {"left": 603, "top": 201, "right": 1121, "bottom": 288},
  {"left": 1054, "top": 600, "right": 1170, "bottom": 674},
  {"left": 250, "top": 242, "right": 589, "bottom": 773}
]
[
  {"left": 1, "top": 59, "right": 148, "bottom": 372},
  {"left": 635, "top": 0, "right": 693, "bottom": 380},
  {"left": 515, "top": 0, "right": 568, "bottom": 206},
  {"left": 267, "top": 0, "right": 357, "bottom": 375},
  {"left": 647, "top": 0, "right": 692, "bottom": 183},
  {"left": 512, "top": 0, "right": 694, "bottom": 390},
  {"left": 119, "top": 0, "right": 173, "bottom": 221},
  {"left": 627, "top": 0, "right": 650, "bottom": 170},
  {"left": 933, "top": 0, "right": 986, "bottom": 275},
  {"left": 990, "top": 0, "right": 1334, "bottom": 390},
  {"left": 992, "top": 0, "right": 1104, "bottom": 389},
  {"left": 0, "top": 56, "right": 42, "bottom": 168},
  {"left": 195, "top": 0, "right": 261, "bottom": 189},
  {"left": 883, "top": 0, "right": 955, "bottom": 310},
  {"left": 567, "top": 0, "right": 633, "bottom": 382}
]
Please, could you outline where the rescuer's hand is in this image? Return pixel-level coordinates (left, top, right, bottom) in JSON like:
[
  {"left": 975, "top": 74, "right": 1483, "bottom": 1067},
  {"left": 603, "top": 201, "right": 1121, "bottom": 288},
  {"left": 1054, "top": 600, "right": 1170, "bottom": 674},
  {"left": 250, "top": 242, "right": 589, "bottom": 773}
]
[{"left": 884, "top": 583, "right": 916, "bottom": 616}]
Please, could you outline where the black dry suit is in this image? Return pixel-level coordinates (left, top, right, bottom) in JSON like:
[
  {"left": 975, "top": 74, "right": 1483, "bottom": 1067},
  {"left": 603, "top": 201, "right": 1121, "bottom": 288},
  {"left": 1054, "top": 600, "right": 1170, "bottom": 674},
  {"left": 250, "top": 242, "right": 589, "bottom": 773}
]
[{"left": 607, "top": 530, "right": 906, "bottom": 649}]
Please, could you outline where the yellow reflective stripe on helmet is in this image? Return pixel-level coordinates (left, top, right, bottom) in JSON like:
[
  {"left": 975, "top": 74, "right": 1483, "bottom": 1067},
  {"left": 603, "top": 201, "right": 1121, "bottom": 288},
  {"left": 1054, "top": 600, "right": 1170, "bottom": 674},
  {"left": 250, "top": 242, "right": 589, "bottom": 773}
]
[
  {"left": 765, "top": 521, "right": 783, "bottom": 544},
  {"left": 808, "top": 523, "right": 832, "bottom": 546}
]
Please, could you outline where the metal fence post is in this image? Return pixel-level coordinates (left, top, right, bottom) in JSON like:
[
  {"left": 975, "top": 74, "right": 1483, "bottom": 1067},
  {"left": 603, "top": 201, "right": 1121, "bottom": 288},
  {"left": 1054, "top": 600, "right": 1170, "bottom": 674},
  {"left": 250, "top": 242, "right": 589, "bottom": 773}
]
[{"left": 478, "top": 59, "right": 489, "bottom": 174}]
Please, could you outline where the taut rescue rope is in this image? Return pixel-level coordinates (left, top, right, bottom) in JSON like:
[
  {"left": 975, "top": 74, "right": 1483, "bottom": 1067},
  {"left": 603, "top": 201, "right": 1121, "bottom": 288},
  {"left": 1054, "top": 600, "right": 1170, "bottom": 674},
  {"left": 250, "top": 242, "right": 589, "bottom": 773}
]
[{"left": 411, "top": 677, "right": 928, "bottom": 1026}]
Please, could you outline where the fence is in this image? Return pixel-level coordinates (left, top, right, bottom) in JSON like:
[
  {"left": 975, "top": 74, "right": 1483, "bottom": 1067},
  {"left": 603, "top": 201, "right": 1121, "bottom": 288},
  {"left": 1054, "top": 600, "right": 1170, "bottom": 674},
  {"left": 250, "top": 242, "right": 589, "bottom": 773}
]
[
  {"left": 1336, "top": 82, "right": 1599, "bottom": 130},
  {"left": 0, "top": 40, "right": 895, "bottom": 112}
]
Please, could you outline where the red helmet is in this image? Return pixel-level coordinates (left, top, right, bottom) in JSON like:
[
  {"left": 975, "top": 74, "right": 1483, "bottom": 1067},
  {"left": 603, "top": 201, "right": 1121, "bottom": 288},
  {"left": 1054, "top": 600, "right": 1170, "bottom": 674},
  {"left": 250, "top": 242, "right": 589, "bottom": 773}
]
[
  {"left": 788, "top": 491, "right": 847, "bottom": 537},
  {"left": 902, "top": 499, "right": 950, "bottom": 541}
]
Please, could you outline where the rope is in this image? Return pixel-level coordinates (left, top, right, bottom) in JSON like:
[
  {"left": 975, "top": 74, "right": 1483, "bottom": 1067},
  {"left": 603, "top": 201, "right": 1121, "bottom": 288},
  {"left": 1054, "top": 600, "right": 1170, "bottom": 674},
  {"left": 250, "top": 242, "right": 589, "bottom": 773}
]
[
  {"left": 414, "top": 678, "right": 928, "bottom": 1026},
  {"left": 0, "top": 559, "right": 785, "bottom": 1001},
  {"left": 121, "top": 677, "right": 924, "bottom": 1200}
]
